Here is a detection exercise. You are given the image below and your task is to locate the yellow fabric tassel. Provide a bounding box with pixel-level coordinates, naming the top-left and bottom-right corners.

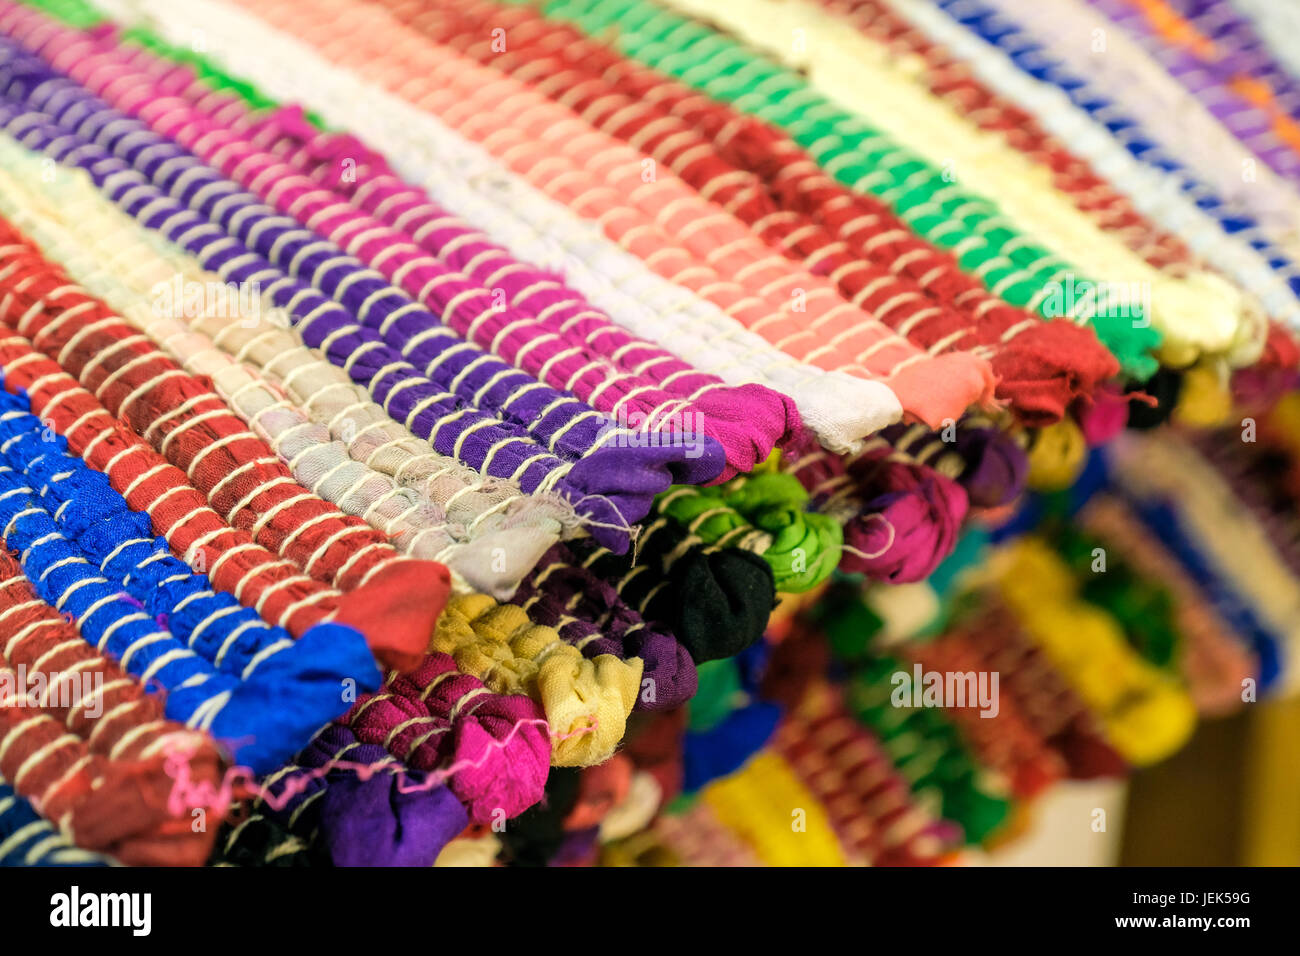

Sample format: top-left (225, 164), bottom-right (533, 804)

top-left (431, 594), bottom-right (643, 766)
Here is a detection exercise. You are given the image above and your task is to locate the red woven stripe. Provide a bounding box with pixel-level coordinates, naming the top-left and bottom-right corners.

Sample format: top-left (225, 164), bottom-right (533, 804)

top-left (0, 220), bottom-right (452, 668)
top-left (815, 0), bottom-right (1196, 272)
top-left (0, 226), bottom-right (396, 593)
top-left (0, 331), bottom-right (338, 636)
top-left (0, 549), bottom-right (220, 766)
top-left (378, 0), bottom-right (1120, 424)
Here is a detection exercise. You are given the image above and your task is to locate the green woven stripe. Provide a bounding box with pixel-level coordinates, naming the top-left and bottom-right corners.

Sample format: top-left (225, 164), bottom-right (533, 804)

top-left (17, 0), bottom-right (331, 127)
top-left (16, 0), bottom-right (99, 29)
top-left (519, 0), bottom-right (1160, 376)
top-left (26, 0), bottom-right (1159, 374)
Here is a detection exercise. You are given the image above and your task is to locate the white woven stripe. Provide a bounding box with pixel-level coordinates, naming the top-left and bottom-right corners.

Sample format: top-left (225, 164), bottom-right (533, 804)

top-left (97, 0), bottom-right (904, 450)
top-left (988, 0), bottom-right (1300, 261)
top-left (0, 141), bottom-right (570, 598)
top-left (661, 0), bottom-right (1253, 366)
top-left (887, 0), bottom-right (1300, 336)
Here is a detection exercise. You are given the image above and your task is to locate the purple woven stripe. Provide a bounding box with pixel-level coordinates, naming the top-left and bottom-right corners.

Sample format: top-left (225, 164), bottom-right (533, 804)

top-left (97, 30), bottom-right (795, 484)
top-left (0, 46), bottom-right (707, 546)
top-left (0, 95), bottom-right (651, 543)
top-left (511, 542), bottom-right (698, 710)
top-left (1156, 0), bottom-right (1300, 116)
top-left (0, 31), bottom-right (690, 475)
top-left (1086, 0), bottom-right (1300, 183)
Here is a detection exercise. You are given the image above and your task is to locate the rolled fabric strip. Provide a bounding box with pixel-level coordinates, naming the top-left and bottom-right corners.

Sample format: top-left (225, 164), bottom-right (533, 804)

top-left (802, 450), bottom-right (969, 583)
top-left (1081, 494), bottom-right (1256, 714)
top-left (498, 0), bottom-right (1162, 377)
top-left (0, 549), bottom-right (218, 766)
top-left (908, 632), bottom-right (1066, 799)
top-left (343, 654), bottom-right (551, 822)
top-left (1126, 494), bottom-right (1283, 693)
top-left (1054, 522), bottom-right (1181, 668)
top-left (845, 653), bottom-right (1012, 842)
top-left (785, 418), bottom-right (1021, 576)
top-left (220, 0), bottom-right (998, 429)
top-left (0, 145), bottom-right (566, 597)
top-left (890, 0), bottom-right (1297, 336)
top-left (570, 516), bottom-right (776, 662)
top-left (0, 216), bottom-right (449, 670)
top-left (430, 593), bottom-right (642, 766)
top-left (25, 21), bottom-right (731, 488)
top-left (0, 420), bottom-right (285, 678)
top-left (318, 769), bottom-right (467, 868)
top-left (656, 0), bottom-right (1247, 370)
top-left (317, 0), bottom-right (1089, 426)
top-left (772, 684), bottom-right (961, 865)
top-left (0, 334), bottom-right (380, 642)
top-left (656, 472), bottom-right (844, 592)
top-left (0, 106), bottom-right (633, 553)
top-left (946, 427), bottom-right (1029, 510)
top-left (0, 675), bottom-right (218, 864)
top-left (466, 0), bottom-right (1124, 423)
top-left (118, 50), bottom-right (798, 482)
top-left (874, 420), bottom-right (1029, 509)
top-left (256, 722), bottom-right (468, 867)
top-left (511, 543), bottom-right (698, 710)
top-left (0, 395), bottom-right (386, 754)
top-left (1111, 432), bottom-right (1299, 677)
top-left (0, 548), bottom-right (227, 863)
top-left (994, 0), bottom-right (1300, 255)
top-left (909, 0), bottom-right (1300, 336)
top-left (0, 16), bottom-right (726, 529)
top-left (0, 476), bottom-right (360, 773)
top-left (0, 780), bottom-right (115, 866)
top-left (993, 538), bottom-right (1198, 766)
top-left (1188, 424), bottom-right (1300, 577)
top-left (322, 0), bottom-right (996, 428)
top-left (96, 0), bottom-right (912, 451)
top-left (254, 112), bottom-right (801, 474)
top-left (954, 599), bottom-right (1129, 779)
top-left (807, 0), bottom-right (1196, 270)
top-left (1085, 0), bottom-right (1300, 183)
top-left (376, 0), bottom-right (1021, 387)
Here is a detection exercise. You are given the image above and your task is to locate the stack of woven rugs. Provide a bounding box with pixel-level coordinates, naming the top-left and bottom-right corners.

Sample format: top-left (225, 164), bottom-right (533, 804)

top-left (0, 0), bottom-right (1296, 867)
